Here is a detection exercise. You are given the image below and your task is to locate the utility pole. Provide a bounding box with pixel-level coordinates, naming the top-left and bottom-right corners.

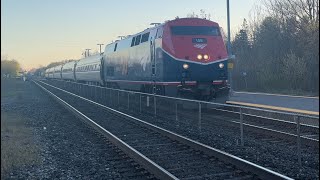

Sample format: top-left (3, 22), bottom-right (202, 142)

top-left (227, 0), bottom-right (233, 96)
top-left (85, 49), bottom-right (91, 57)
top-left (117, 36), bottom-right (126, 40)
top-left (150, 23), bottom-right (160, 27)
top-left (97, 44), bottom-right (104, 54)
top-left (227, 0), bottom-right (231, 55)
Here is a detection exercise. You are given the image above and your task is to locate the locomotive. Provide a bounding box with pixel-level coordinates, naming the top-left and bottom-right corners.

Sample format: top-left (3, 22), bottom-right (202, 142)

top-left (45, 17), bottom-right (230, 102)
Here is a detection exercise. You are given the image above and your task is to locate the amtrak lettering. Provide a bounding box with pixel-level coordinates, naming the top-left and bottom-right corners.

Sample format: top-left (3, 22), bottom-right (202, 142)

top-left (193, 44), bottom-right (207, 49)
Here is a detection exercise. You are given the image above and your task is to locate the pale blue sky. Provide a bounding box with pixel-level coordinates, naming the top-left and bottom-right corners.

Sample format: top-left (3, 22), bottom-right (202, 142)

top-left (1, 0), bottom-right (259, 70)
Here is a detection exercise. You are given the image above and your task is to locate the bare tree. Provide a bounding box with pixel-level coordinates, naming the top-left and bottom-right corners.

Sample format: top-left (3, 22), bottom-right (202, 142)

top-left (263, 0), bottom-right (319, 31)
top-left (231, 0), bottom-right (319, 94)
top-left (186, 9), bottom-right (211, 20)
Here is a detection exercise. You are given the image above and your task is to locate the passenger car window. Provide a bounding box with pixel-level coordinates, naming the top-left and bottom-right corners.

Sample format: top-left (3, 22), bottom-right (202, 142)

top-left (135, 35), bottom-right (141, 46)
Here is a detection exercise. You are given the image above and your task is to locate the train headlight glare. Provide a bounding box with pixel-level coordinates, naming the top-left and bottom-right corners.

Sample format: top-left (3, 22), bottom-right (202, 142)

top-left (183, 64), bottom-right (189, 69)
top-left (197, 54), bottom-right (203, 60)
top-left (203, 54), bottom-right (209, 60)
top-left (219, 63), bottom-right (224, 68)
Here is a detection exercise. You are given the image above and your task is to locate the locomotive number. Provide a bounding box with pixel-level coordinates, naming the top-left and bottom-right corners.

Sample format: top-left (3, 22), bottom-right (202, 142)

top-left (192, 38), bottom-right (207, 43)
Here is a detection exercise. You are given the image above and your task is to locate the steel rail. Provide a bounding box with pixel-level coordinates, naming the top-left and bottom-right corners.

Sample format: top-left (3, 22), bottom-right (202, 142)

top-left (37, 80), bottom-right (294, 180)
top-left (33, 80), bottom-right (178, 180)
top-left (210, 107), bottom-right (319, 129)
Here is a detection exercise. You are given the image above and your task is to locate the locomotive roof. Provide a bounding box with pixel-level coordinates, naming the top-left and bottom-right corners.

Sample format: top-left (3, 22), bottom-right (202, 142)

top-left (105, 23), bottom-right (163, 47)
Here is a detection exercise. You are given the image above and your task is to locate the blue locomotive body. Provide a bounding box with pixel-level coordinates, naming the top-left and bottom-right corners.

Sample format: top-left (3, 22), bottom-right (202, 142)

top-left (45, 18), bottom-right (230, 102)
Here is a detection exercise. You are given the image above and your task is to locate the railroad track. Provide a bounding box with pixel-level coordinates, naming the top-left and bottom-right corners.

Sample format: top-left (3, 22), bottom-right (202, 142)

top-left (34, 80), bottom-right (293, 180)
top-left (39, 79), bottom-right (320, 179)
top-left (116, 92), bottom-right (319, 148)
top-left (210, 105), bottom-right (318, 132)
top-left (206, 106), bottom-right (319, 146)
top-left (115, 95), bottom-right (319, 148)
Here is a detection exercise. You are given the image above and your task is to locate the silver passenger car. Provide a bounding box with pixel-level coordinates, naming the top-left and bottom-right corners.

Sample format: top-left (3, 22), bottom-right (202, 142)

top-left (53, 65), bottom-right (63, 79)
top-left (74, 54), bottom-right (102, 85)
top-left (61, 61), bottom-right (76, 81)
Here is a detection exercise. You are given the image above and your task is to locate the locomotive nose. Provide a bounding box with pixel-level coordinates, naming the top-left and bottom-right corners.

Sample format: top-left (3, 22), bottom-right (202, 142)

top-left (170, 36), bottom-right (228, 63)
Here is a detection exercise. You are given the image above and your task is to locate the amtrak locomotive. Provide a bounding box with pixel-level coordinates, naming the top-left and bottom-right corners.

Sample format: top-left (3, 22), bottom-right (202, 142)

top-left (45, 18), bottom-right (230, 102)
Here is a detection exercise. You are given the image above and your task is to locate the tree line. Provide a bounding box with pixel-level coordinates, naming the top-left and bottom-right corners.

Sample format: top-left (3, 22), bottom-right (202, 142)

top-left (1, 58), bottom-right (21, 78)
top-left (231, 0), bottom-right (319, 95)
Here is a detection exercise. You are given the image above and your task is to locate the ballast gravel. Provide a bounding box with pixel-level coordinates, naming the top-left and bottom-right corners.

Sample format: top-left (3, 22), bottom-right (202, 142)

top-left (1, 79), bottom-right (150, 179)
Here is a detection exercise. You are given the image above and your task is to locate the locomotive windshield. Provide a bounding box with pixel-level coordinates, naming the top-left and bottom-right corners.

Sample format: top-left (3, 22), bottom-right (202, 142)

top-left (171, 26), bottom-right (220, 36)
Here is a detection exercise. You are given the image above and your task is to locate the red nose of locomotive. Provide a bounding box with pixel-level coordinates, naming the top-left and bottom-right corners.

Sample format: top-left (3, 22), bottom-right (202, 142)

top-left (162, 18), bottom-right (228, 63)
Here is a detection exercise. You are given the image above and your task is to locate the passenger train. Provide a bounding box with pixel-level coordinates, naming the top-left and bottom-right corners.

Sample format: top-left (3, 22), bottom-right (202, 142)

top-left (45, 17), bottom-right (230, 102)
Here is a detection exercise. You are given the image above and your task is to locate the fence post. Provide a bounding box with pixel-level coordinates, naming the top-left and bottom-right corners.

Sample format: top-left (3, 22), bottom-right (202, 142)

top-left (109, 88), bottom-right (112, 106)
top-left (85, 84), bottom-right (87, 97)
top-left (198, 102), bottom-right (202, 132)
top-left (295, 115), bottom-right (302, 169)
top-left (95, 86), bottom-right (97, 102)
top-left (92, 85), bottom-right (94, 101)
top-left (87, 85), bottom-right (90, 99)
top-left (175, 101), bottom-right (178, 123)
top-left (83, 84), bottom-right (85, 97)
top-left (86, 84), bottom-right (89, 99)
top-left (105, 88), bottom-right (107, 106)
top-left (139, 94), bottom-right (142, 113)
top-left (118, 91), bottom-right (120, 107)
top-left (127, 92), bottom-right (130, 110)
top-left (100, 87), bottom-right (102, 104)
top-left (77, 83), bottom-right (79, 95)
top-left (89, 85), bottom-right (91, 100)
top-left (154, 94), bottom-right (157, 118)
top-left (240, 107), bottom-right (244, 146)
top-left (86, 85), bottom-right (89, 99)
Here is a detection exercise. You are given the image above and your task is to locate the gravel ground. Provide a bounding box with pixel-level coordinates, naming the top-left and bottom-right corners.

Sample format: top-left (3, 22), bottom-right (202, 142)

top-left (38, 79), bottom-right (319, 179)
top-left (42, 80), bottom-right (319, 180)
top-left (125, 103), bottom-right (319, 180)
top-left (1, 79), bottom-right (152, 179)
top-left (40, 82), bottom-right (256, 179)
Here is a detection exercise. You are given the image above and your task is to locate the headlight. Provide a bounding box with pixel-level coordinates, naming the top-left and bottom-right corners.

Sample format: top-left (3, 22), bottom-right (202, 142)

top-left (197, 54), bottom-right (203, 60)
top-left (203, 54), bottom-right (209, 60)
top-left (219, 63), bottom-right (224, 68)
top-left (183, 63), bottom-right (189, 69)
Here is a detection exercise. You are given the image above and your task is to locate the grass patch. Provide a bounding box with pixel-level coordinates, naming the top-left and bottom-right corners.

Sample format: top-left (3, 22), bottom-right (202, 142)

top-left (1, 111), bottom-right (40, 179)
top-left (1, 91), bottom-right (21, 98)
top-left (1, 79), bottom-right (24, 97)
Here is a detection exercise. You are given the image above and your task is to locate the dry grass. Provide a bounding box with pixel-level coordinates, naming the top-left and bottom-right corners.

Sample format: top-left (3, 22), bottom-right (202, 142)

top-left (1, 112), bottom-right (40, 178)
top-left (1, 79), bottom-right (41, 178)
